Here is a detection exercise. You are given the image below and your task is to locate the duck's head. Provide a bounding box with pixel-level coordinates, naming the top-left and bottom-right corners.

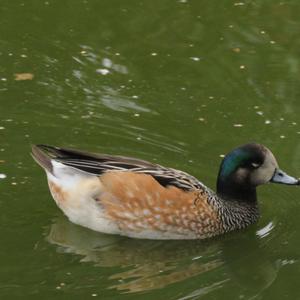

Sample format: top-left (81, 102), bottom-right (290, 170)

top-left (217, 143), bottom-right (299, 202)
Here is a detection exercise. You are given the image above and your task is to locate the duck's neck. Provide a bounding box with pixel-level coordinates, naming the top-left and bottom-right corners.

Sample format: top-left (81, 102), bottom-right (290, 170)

top-left (216, 178), bottom-right (257, 203)
top-left (215, 178), bottom-right (259, 232)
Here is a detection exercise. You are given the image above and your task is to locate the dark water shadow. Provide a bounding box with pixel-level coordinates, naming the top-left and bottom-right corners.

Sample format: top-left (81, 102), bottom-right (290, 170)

top-left (44, 215), bottom-right (298, 299)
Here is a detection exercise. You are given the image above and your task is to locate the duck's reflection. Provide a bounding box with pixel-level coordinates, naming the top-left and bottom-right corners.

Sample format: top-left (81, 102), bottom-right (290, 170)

top-left (47, 216), bottom-right (281, 296)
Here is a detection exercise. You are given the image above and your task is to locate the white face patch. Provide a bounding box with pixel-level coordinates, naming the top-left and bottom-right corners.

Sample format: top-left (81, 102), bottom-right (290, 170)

top-left (250, 149), bottom-right (278, 186)
top-left (232, 147), bottom-right (280, 187)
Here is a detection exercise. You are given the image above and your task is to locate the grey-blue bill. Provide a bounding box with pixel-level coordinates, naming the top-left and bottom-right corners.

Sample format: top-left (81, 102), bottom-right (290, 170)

top-left (271, 169), bottom-right (299, 185)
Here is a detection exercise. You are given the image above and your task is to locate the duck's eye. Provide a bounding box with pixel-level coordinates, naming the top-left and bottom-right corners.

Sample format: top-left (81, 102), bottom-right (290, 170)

top-left (251, 162), bottom-right (260, 169)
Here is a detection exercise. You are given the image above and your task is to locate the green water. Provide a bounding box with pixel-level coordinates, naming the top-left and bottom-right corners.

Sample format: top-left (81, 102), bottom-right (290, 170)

top-left (1, 0), bottom-right (300, 299)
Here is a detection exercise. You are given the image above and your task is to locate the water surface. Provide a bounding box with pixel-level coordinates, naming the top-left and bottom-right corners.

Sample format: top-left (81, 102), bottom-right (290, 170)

top-left (1, 1), bottom-right (300, 299)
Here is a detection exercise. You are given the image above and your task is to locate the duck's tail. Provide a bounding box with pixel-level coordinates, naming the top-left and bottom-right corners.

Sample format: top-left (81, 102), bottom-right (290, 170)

top-left (31, 144), bottom-right (60, 174)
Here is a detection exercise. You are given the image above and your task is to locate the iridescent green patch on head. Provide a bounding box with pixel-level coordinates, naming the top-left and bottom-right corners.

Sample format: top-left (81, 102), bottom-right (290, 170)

top-left (220, 149), bottom-right (251, 178)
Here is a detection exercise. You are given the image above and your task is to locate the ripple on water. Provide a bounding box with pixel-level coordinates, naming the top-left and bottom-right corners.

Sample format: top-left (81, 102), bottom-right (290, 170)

top-left (78, 116), bottom-right (187, 156)
top-left (101, 93), bottom-right (150, 113)
top-left (256, 221), bottom-right (275, 238)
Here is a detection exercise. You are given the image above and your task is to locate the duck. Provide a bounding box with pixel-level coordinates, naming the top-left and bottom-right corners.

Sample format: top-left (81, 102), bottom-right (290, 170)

top-left (31, 143), bottom-right (299, 240)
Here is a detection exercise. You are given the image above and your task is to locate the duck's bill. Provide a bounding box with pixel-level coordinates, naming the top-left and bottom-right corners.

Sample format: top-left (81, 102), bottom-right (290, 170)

top-left (271, 169), bottom-right (299, 185)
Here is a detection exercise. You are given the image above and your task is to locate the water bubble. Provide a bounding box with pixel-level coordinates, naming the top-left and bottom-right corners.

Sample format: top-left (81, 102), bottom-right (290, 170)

top-left (96, 68), bottom-right (110, 75)
top-left (232, 48), bottom-right (240, 53)
top-left (102, 58), bottom-right (112, 68)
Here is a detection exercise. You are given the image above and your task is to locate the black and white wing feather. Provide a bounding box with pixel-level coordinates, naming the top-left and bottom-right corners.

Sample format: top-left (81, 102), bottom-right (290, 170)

top-left (33, 145), bottom-right (205, 191)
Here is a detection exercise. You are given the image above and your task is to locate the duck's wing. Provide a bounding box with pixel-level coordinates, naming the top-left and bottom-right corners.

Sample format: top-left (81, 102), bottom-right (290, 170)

top-left (32, 144), bottom-right (204, 191)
